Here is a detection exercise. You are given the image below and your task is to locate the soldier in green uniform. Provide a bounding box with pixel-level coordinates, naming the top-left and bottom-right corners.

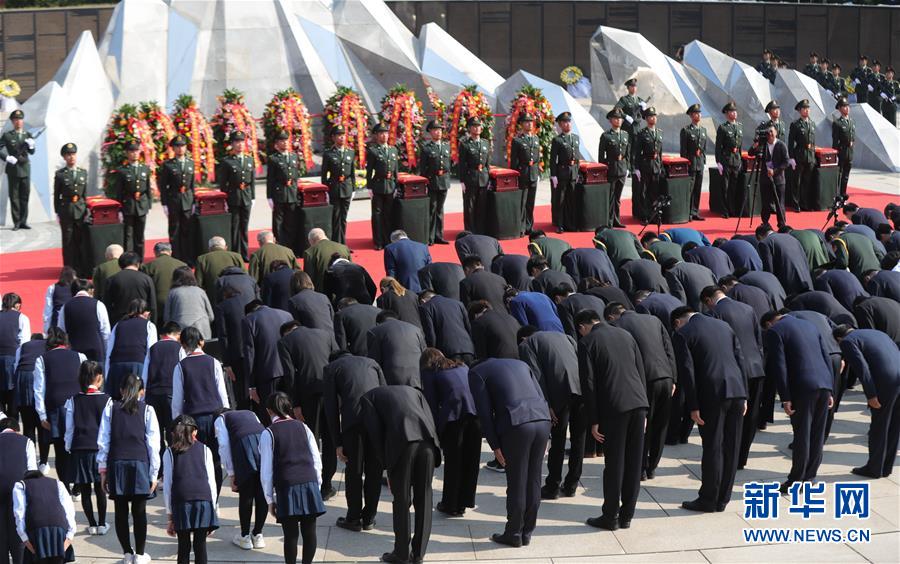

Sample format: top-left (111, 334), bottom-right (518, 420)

top-left (616, 78), bottom-right (646, 137)
top-left (756, 49), bottom-right (776, 84)
top-left (549, 111), bottom-right (579, 233)
top-left (112, 141), bottom-right (152, 259)
top-left (831, 97), bottom-right (855, 197)
top-left (0, 109), bottom-right (35, 230)
top-left (418, 120), bottom-right (451, 244)
top-left (803, 52), bottom-right (821, 82)
top-left (510, 113), bottom-right (541, 235)
top-left (868, 61), bottom-right (884, 109)
top-left (632, 107), bottom-right (664, 225)
top-left (527, 230), bottom-right (571, 271)
top-left (817, 59), bottom-right (831, 90)
top-left (879, 67), bottom-right (898, 125)
top-left (714, 102), bottom-right (743, 219)
top-left (597, 108), bottom-right (631, 228)
top-left (757, 100), bottom-right (786, 142)
top-left (53, 143), bottom-right (88, 275)
top-left (457, 117), bottom-right (490, 232)
top-left (266, 130), bottom-right (301, 251)
top-left (365, 123), bottom-right (399, 250)
top-left (321, 125), bottom-right (356, 244)
top-left (788, 99), bottom-right (816, 212)
top-left (829, 64), bottom-right (848, 100)
top-left (850, 55), bottom-right (873, 107)
top-left (157, 135), bottom-right (195, 263)
top-left (217, 131), bottom-right (256, 261)
top-left (679, 104), bottom-right (707, 221)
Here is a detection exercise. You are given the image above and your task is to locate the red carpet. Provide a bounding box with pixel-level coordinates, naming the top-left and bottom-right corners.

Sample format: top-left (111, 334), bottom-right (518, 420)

top-left (1, 186), bottom-right (894, 325)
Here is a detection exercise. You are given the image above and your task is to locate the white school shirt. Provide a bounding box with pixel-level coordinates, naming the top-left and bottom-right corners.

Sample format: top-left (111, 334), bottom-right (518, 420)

top-left (162, 444), bottom-right (219, 515)
top-left (63, 388), bottom-right (106, 452)
top-left (259, 417), bottom-right (322, 505)
top-left (96, 398), bottom-right (161, 478)
top-left (0, 428), bottom-right (37, 471)
top-left (213, 411), bottom-right (263, 479)
top-left (140, 336), bottom-right (186, 390)
top-left (33, 348), bottom-right (87, 421)
top-left (171, 349), bottom-right (229, 419)
top-left (13, 479), bottom-right (76, 542)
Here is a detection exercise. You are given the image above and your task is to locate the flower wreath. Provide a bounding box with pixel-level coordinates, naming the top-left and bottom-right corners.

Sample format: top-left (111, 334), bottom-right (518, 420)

top-left (262, 88), bottom-right (314, 174)
top-left (380, 84), bottom-right (425, 170)
top-left (504, 85), bottom-right (554, 171)
top-left (172, 94), bottom-right (216, 183)
top-left (448, 85), bottom-right (494, 164)
top-left (210, 88), bottom-right (262, 173)
top-left (323, 85), bottom-right (370, 168)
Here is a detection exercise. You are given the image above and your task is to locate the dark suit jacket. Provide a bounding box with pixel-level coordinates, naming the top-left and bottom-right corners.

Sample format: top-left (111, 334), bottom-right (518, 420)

top-left (324, 260), bottom-right (376, 306)
top-left (376, 290), bottom-right (422, 329)
top-left (672, 314), bottom-right (748, 413)
top-left (518, 331), bottom-right (580, 413)
top-left (584, 285), bottom-right (634, 309)
top-left (141, 254), bottom-right (187, 324)
top-left (739, 270), bottom-right (787, 311)
top-left (213, 295), bottom-right (245, 367)
top-left (726, 283), bottom-right (772, 322)
top-left (787, 310), bottom-right (842, 381)
top-left (839, 330), bottom-right (900, 400)
top-left (508, 292), bottom-right (564, 333)
top-left (104, 268), bottom-right (157, 323)
top-left (195, 250), bottom-right (245, 304)
top-left (851, 207), bottom-right (890, 232)
top-left (324, 354), bottom-right (387, 445)
top-left (763, 315), bottom-right (834, 402)
top-left (813, 270), bottom-right (870, 311)
top-left (242, 306), bottom-right (293, 389)
top-left (719, 239), bottom-right (763, 272)
top-left (261, 266), bottom-right (294, 312)
top-left (278, 326), bottom-right (339, 401)
top-left (853, 297), bottom-right (900, 346)
top-left (618, 259), bottom-right (669, 296)
top-left (866, 270), bottom-right (900, 303)
top-left (367, 319), bottom-right (427, 388)
top-left (459, 269), bottom-right (508, 311)
top-left (471, 310), bottom-right (520, 360)
top-left (418, 262), bottom-right (466, 300)
top-left (786, 291), bottom-right (857, 327)
top-left (491, 254), bottom-right (532, 291)
top-left (578, 322), bottom-right (649, 422)
top-left (215, 267), bottom-right (259, 306)
top-left (422, 365), bottom-right (478, 434)
top-left (560, 248), bottom-right (618, 286)
top-left (288, 289), bottom-right (335, 334)
top-left (384, 238), bottom-right (432, 293)
top-left (710, 297), bottom-right (764, 378)
top-left (557, 293), bottom-right (607, 338)
top-left (361, 385), bottom-right (441, 470)
top-left (685, 246), bottom-right (735, 280)
top-left (455, 234), bottom-right (503, 266)
top-left (468, 358), bottom-right (550, 450)
top-left (529, 268), bottom-right (577, 296)
top-left (664, 261), bottom-right (718, 311)
top-left (635, 292), bottom-right (683, 332)
top-left (611, 311), bottom-right (677, 384)
top-left (334, 303), bottom-right (381, 356)
top-left (758, 233), bottom-right (814, 295)
top-left (419, 296), bottom-right (475, 357)
top-left (750, 139), bottom-right (789, 183)
top-left (303, 239), bottom-right (351, 292)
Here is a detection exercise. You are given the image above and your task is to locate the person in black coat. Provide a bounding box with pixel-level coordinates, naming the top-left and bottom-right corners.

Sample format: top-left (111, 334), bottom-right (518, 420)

top-left (834, 326), bottom-right (900, 479)
top-left (671, 307), bottom-right (747, 512)
top-left (418, 292), bottom-right (475, 365)
top-left (755, 225), bottom-right (814, 295)
top-left (843, 203), bottom-right (889, 232)
top-left (376, 278), bottom-right (422, 329)
top-left (853, 296), bottom-right (900, 346)
top-left (617, 258), bottom-right (669, 297)
top-left (575, 310), bottom-right (649, 530)
top-left (560, 248), bottom-right (618, 287)
top-left (605, 304), bottom-right (676, 480)
top-left (287, 272), bottom-right (335, 334)
top-left (719, 275), bottom-right (772, 323)
top-left (700, 287), bottom-right (765, 469)
top-left (418, 262), bottom-right (465, 301)
top-left (103, 252), bottom-right (157, 322)
top-left (491, 254), bottom-right (532, 291)
top-left (633, 290), bottom-right (683, 333)
top-left (551, 286), bottom-right (606, 339)
top-left (468, 357), bottom-right (551, 547)
top-left (214, 266), bottom-right (259, 306)
top-left (661, 258), bottom-right (718, 311)
top-left (528, 256), bottom-right (576, 296)
top-left (213, 288), bottom-right (249, 408)
top-left (459, 255), bottom-right (509, 311)
top-left (517, 326), bottom-right (582, 499)
top-left (367, 311), bottom-right (427, 388)
top-left (864, 268), bottom-right (900, 302)
top-left (738, 269), bottom-right (788, 311)
top-left (261, 260), bottom-right (294, 312)
top-left (581, 278), bottom-right (634, 310)
top-left (683, 243), bottom-right (735, 280)
top-left (454, 231), bottom-right (503, 266)
top-left (242, 300), bottom-right (293, 420)
top-left (714, 237), bottom-right (763, 273)
top-left (333, 298), bottom-right (381, 357)
top-left (814, 269), bottom-right (869, 311)
top-left (785, 290), bottom-right (857, 327)
top-left (468, 301), bottom-right (520, 361)
top-left (360, 386), bottom-right (441, 564)
top-left (761, 312), bottom-right (834, 492)
top-left (324, 256), bottom-right (376, 306)
top-left (323, 352), bottom-right (386, 530)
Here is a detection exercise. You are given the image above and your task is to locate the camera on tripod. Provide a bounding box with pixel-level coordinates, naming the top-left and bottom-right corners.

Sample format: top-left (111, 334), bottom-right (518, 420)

top-left (829, 193), bottom-right (849, 213)
top-left (651, 194), bottom-right (672, 213)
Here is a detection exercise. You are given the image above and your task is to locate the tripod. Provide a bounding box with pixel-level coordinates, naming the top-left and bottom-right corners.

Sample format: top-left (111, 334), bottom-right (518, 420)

top-left (734, 148), bottom-right (765, 236)
top-left (822, 194), bottom-right (849, 231)
top-left (638, 195), bottom-right (671, 238)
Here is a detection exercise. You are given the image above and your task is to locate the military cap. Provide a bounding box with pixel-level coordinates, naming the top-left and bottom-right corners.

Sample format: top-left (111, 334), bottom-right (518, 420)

top-left (887, 67), bottom-right (895, 74)
top-left (624, 78), bottom-right (637, 88)
top-left (765, 100), bottom-right (780, 113)
top-left (9, 110), bottom-right (23, 120)
top-left (821, 59), bottom-right (830, 66)
top-left (795, 99), bottom-right (811, 111)
top-left (873, 60), bottom-right (881, 67)
top-left (686, 103), bottom-right (701, 115)
top-left (859, 54), bottom-right (868, 61)
top-left (721, 101), bottom-right (738, 113)
top-left (517, 113), bottom-right (534, 124)
top-left (606, 107), bottom-right (625, 120)
top-left (832, 63), bottom-right (842, 71)
top-left (331, 125), bottom-right (345, 136)
top-left (60, 143), bottom-right (77, 156)
top-left (835, 97), bottom-right (850, 109)
top-left (642, 106), bottom-right (657, 118)
top-left (466, 117), bottom-right (482, 128)
top-left (555, 111), bottom-right (572, 122)
top-left (809, 52), bottom-right (818, 58)
top-left (125, 141), bottom-right (141, 151)
top-left (230, 131), bottom-right (246, 143)
top-left (426, 120), bottom-right (443, 131)
top-left (275, 129), bottom-right (290, 141)
top-left (170, 135), bottom-right (187, 147)
top-left (372, 122), bottom-right (389, 134)
top-left (762, 48), bottom-right (772, 55)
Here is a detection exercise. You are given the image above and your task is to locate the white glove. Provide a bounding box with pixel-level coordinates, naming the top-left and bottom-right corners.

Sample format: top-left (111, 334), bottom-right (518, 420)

top-left (162, 205), bottom-right (169, 216)
top-left (5, 155), bottom-right (17, 165)
top-left (550, 176), bottom-right (558, 189)
top-left (634, 170), bottom-right (642, 182)
top-left (56, 214), bottom-right (60, 224)
top-left (716, 163), bottom-right (723, 175)
top-left (118, 212), bottom-right (124, 222)
top-left (25, 138), bottom-right (35, 150)
top-left (625, 115), bottom-right (634, 124)
top-left (267, 198), bottom-right (274, 210)
top-left (853, 79), bottom-right (860, 86)
top-left (788, 158), bottom-right (797, 170)
top-left (639, 101), bottom-right (647, 110)
top-left (868, 84), bottom-right (874, 92)
top-left (881, 92), bottom-right (890, 101)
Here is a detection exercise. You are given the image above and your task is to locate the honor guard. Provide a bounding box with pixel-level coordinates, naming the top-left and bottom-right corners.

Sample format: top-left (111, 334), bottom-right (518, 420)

top-left (616, 78), bottom-right (646, 136)
top-left (679, 104), bottom-right (707, 221)
top-left (113, 141), bottom-right (152, 259)
top-left (714, 102), bottom-right (743, 219)
top-left (831, 97), bottom-right (855, 196)
top-left (830, 64), bottom-right (849, 100)
top-left (321, 125), bottom-right (356, 245)
top-left (788, 99), bottom-right (816, 212)
top-left (757, 100), bottom-right (786, 142)
top-left (632, 107), bottom-right (664, 225)
top-left (0, 109), bottom-right (35, 230)
top-left (511, 113), bottom-right (542, 235)
top-left (217, 131), bottom-right (256, 261)
top-left (418, 120), bottom-right (451, 245)
top-left (267, 130), bottom-right (302, 252)
top-left (54, 143), bottom-right (88, 275)
top-left (157, 135), bottom-right (195, 263)
top-left (457, 117), bottom-right (491, 232)
top-left (868, 61), bottom-right (885, 109)
top-left (365, 123), bottom-right (399, 250)
top-left (850, 55), bottom-right (874, 107)
top-left (803, 52), bottom-right (822, 82)
top-left (880, 67), bottom-right (898, 125)
top-left (597, 108), bottom-right (631, 228)
top-left (548, 111), bottom-right (580, 233)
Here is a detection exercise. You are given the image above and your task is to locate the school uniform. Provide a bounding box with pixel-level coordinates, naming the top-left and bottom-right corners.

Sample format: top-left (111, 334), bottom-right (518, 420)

top-left (0, 310), bottom-right (30, 419)
top-left (34, 347), bottom-right (86, 483)
top-left (12, 476), bottom-right (75, 563)
top-left (97, 400), bottom-right (161, 499)
top-left (215, 410), bottom-right (268, 537)
top-left (13, 340), bottom-right (47, 443)
top-left (163, 442), bottom-right (219, 532)
top-left (41, 284), bottom-right (72, 334)
top-left (57, 293), bottom-right (110, 363)
top-left (0, 429), bottom-right (37, 564)
top-left (259, 417), bottom-right (325, 520)
top-left (140, 337), bottom-right (186, 473)
top-left (105, 317), bottom-right (157, 400)
top-left (63, 389), bottom-right (109, 485)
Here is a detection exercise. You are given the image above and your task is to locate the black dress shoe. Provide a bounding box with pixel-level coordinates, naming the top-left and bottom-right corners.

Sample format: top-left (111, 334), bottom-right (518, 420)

top-left (490, 533), bottom-right (522, 547)
top-left (613, 220), bottom-right (626, 228)
top-left (556, 227), bottom-right (564, 234)
top-left (436, 501), bottom-right (463, 516)
top-left (722, 213), bottom-right (730, 219)
top-left (851, 466), bottom-right (881, 479)
top-left (540, 486), bottom-right (559, 500)
top-left (20, 224), bottom-right (30, 229)
top-left (362, 518), bottom-right (376, 530)
top-left (757, 422), bottom-right (767, 431)
top-left (11, 226), bottom-right (18, 231)
top-left (716, 505), bottom-right (727, 512)
top-left (381, 552), bottom-right (407, 563)
top-left (336, 517), bottom-right (362, 532)
top-left (560, 485), bottom-right (577, 497)
top-left (778, 482), bottom-right (791, 495)
top-left (681, 499), bottom-right (716, 512)
top-left (692, 215), bottom-right (705, 221)
top-left (645, 469), bottom-right (655, 480)
top-left (618, 518), bottom-right (632, 529)
top-left (374, 245), bottom-right (383, 251)
top-left (586, 515), bottom-right (618, 531)
top-left (640, 470), bottom-right (647, 481)
top-left (522, 536), bottom-right (531, 546)
top-left (434, 238), bottom-right (449, 245)
top-left (321, 486), bottom-right (337, 501)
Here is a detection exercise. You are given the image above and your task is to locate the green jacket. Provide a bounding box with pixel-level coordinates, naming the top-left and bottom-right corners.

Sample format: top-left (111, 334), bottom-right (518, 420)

top-left (679, 123), bottom-right (707, 173)
top-left (715, 121), bottom-right (743, 169)
top-left (755, 118), bottom-right (785, 142)
top-left (789, 229), bottom-right (831, 271)
top-left (457, 137), bottom-right (490, 189)
top-left (91, 259), bottom-right (121, 302)
top-left (593, 229), bottom-right (643, 267)
top-left (831, 116), bottom-right (855, 163)
top-left (835, 233), bottom-right (883, 278)
top-left (141, 254), bottom-right (187, 323)
top-left (633, 126), bottom-right (663, 176)
top-left (157, 157), bottom-right (195, 212)
top-left (267, 151), bottom-right (301, 205)
top-left (0, 129), bottom-right (34, 178)
top-left (195, 249), bottom-right (245, 301)
top-left (112, 162), bottom-right (152, 216)
top-left (647, 240), bottom-right (684, 265)
top-left (511, 134), bottom-right (541, 183)
top-left (321, 146), bottom-right (356, 199)
top-left (53, 166), bottom-right (88, 221)
top-left (365, 143), bottom-right (399, 195)
top-left (417, 140), bottom-right (451, 191)
top-left (303, 239), bottom-right (351, 291)
top-left (615, 94), bottom-right (644, 132)
top-left (217, 153), bottom-right (256, 208)
top-left (248, 242), bottom-right (297, 283)
top-left (549, 133), bottom-right (580, 181)
top-left (527, 236), bottom-right (572, 272)
top-left (597, 129), bottom-right (631, 178)
top-left (788, 118), bottom-right (816, 165)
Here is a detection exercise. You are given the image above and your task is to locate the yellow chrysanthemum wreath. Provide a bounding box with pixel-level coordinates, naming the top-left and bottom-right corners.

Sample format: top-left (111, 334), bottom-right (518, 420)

top-left (0, 79), bottom-right (21, 98)
top-left (560, 66), bottom-right (583, 86)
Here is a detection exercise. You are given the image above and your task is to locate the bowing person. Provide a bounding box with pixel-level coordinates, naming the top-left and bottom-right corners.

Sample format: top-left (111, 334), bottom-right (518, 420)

top-left (1, 417), bottom-right (38, 564)
top-left (12, 469), bottom-right (76, 564)
top-left (367, 311), bottom-right (426, 389)
top-left (243, 300), bottom-right (293, 422)
top-left (418, 291), bottom-right (476, 366)
top-left (468, 357), bottom-right (551, 547)
top-left (105, 299), bottom-right (157, 400)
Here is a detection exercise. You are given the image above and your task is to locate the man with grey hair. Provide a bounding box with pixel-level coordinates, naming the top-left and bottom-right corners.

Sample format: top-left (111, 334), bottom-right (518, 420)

top-left (304, 227), bottom-right (351, 291)
top-left (141, 241), bottom-right (187, 324)
top-left (384, 229), bottom-right (431, 292)
top-left (248, 230), bottom-right (297, 284)
top-left (91, 243), bottom-right (124, 302)
top-left (195, 235), bottom-right (245, 303)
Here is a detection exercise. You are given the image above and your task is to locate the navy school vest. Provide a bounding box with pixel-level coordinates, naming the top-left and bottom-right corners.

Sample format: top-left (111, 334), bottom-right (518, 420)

top-left (64, 296), bottom-right (103, 361)
top-left (50, 284), bottom-right (72, 329)
top-left (15, 339), bottom-right (47, 374)
top-left (0, 310), bottom-right (20, 356)
top-left (71, 392), bottom-right (109, 451)
top-left (42, 348), bottom-right (82, 413)
top-left (109, 317), bottom-right (150, 364)
top-left (108, 401), bottom-right (149, 462)
top-left (268, 419), bottom-right (317, 489)
top-left (170, 441), bottom-right (213, 505)
top-left (23, 476), bottom-right (68, 535)
top-left (145, 339), bottom-right (181, 396)
top-left (179, 354), bottom-right (223, 416)
top-left (0, 432), bottom-right (29, 501)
